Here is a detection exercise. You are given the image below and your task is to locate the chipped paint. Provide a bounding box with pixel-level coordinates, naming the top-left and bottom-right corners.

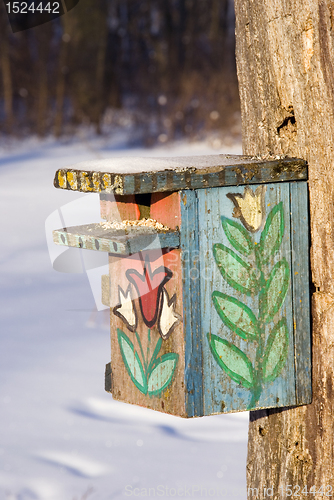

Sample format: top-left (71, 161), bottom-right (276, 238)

top-left (80, 172), bottom-right (93, 191)
top-left (113, 174), bottom-right (123, 195)
top-left (53, 156), bottom-right (307, 195)
top-left (92, 172), bottom-right (100, 191)
top-left (67, 171), bottom-right (77, 190)
top-left (58, 170), bottom-right (67, 188)
top-left (102, 173), bottom-right (112, 192)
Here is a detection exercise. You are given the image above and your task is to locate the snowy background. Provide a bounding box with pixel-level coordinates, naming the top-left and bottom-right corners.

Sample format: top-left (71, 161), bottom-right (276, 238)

top-left (0, 134), bottom-right (248, 500)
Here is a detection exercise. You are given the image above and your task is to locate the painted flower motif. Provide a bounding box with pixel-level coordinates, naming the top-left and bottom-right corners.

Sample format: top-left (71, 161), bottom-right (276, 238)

top-left (115, 254), bottom-right (181, 397)
top-left (113, 285), bottom-right (137, 332)
top-left (158, 287), bottom-right (182, 340)
top-left (227, 185), bottom-right (266, 233)
top-left (126, 257), bottom-right (172, 328)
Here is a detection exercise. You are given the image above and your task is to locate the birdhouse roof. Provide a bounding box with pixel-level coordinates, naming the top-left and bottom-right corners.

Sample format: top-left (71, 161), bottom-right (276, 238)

top-left (54, 154), bottom-right (307, 195)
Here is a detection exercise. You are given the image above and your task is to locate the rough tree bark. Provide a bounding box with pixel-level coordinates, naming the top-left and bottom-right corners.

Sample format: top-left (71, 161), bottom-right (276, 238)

top-left (233, 1), bottom-right (334, 496)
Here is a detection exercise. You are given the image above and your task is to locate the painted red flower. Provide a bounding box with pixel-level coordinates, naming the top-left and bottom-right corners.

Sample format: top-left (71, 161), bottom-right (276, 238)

top-left (126, 256), bottom-right (172, 328)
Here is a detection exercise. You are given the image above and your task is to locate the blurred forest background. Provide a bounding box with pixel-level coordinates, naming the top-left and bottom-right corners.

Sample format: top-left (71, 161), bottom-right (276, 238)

top-left (0, 0), bottom-right (240, 145)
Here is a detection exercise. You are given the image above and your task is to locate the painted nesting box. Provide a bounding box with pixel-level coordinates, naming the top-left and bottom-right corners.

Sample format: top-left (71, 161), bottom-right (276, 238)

top-left (53, 155), bottom-right (311, 417)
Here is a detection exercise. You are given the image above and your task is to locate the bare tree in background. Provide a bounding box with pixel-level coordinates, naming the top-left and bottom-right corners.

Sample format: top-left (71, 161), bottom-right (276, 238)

top-left (0, 1), bottom-right (13, 132)
top-left (0, 0), bottom-right (239, 141)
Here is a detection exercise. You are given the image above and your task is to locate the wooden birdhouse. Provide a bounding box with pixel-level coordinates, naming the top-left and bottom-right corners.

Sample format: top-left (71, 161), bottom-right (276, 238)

top-left (53, 155), bottom-right (311, 417)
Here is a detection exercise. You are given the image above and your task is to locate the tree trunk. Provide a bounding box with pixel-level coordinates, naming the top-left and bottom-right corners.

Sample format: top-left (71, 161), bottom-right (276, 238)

top-left (94, 17), bottom-right (107, 134)
top-left (0, 4), bottom-right (13, 133)
top-left (35, 25), bottom-right (51, 136)
top-left (234, 1), bottom-right (334, 496)
top-left (0, 38), bottom-right (13, 133)
top-left (54, 41), bottom-right (67, 138)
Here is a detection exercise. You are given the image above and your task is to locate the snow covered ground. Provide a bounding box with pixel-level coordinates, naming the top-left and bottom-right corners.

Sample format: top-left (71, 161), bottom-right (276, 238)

top-left (0, 134), bottom-right (249, 500)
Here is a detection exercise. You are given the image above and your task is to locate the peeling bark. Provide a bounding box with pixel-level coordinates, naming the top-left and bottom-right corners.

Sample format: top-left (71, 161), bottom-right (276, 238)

top-left (234, 0), bottom-right (334, 495)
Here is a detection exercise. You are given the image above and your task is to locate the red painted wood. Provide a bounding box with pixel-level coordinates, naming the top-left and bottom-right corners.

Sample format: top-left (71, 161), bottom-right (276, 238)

top-left (150, 192), bottom-right (181, 229)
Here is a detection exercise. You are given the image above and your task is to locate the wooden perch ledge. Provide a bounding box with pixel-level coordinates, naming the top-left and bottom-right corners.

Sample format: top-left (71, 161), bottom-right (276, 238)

top-left (53, 223), bottom-right (180, 255)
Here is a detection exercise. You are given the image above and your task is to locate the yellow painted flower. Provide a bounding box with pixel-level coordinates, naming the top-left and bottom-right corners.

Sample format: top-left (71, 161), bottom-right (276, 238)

top-left (227, 185), bottom-right (266, 232)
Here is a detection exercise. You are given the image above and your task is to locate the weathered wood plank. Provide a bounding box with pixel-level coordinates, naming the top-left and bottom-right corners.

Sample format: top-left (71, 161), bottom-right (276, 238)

top-left (198, 183), bottom-right (297, 414)
top-left (54, 155), bottom-right (307, 195)
top-left (100, 193), bottom-right (139, 221)
top-left (101, 274), bottom-right (110, 307)
top-left (290, 181), bottom-right (312, 405)
top-left (180, 190), bottom-right (204, 417)
top-left (108, 250), bottom-right (186, 416)
top-left (150, 192), bottom-right (181, 230)
top-left (53, 223), bottom-right (180, 255)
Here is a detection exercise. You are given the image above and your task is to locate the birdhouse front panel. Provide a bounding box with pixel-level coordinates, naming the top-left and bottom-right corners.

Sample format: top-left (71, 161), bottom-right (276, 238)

top-left (52, 155), bottom-right (311, 418)
top-left (107, 247), bottom-right (186, 416)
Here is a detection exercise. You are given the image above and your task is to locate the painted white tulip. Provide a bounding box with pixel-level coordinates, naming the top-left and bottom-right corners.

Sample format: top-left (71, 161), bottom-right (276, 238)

top-left (227, 185), bottom-right (266, 232)
top-left (158, 287), bottom-right (182, 340)
top-left (113, 285), bottom-right (137, 331)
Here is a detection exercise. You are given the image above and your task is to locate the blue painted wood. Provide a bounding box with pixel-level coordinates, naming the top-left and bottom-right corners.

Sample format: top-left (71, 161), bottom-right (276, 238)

top-left (138, 172), bottom-right (153, 194)
top-left (290, 181), bottom-right (312, 405)
top-left (123, 175), bottom-right (135, 195)
top-left (155, 172), bottom-right (168, 192)
top-left (197, 183), bottom-right (297, 414)
top-left (180, 190), bottom-right (204, 417)
top-left (53, 223), bottom-right (180, 255)
top-left (260, 184), bottom-right (296, 409)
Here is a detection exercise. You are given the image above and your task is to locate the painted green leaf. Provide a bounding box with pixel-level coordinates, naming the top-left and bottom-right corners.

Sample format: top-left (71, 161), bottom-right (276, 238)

top-left (257, 202), bottom-right (284, 264)
top-left (259, 259), bottom-right (290, 322)
top-left (117, 329), bottom-right (147, 394)
top-left (221, 217), bottom-right (254, 256)
top-left (262, 318), bottom-right (289, 382)
top-left (147, 353), bottom-right (179, 396)
top-left (212, 291), bottom-right (259, 340)
top-left (213, 244), bottom-right (259, 296)
top-left (147, 336), bottom-right (163, 373)
top-left (208, 333), bottom-right (254, 389)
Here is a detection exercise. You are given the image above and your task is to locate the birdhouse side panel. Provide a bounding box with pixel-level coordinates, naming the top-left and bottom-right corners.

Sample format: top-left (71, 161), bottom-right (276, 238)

top-left (198, 183), bottom-right (298, 414)
top-left (290, 181), bottom-right (312, 405)
top-left (179, 190), bottom-right (204, 417)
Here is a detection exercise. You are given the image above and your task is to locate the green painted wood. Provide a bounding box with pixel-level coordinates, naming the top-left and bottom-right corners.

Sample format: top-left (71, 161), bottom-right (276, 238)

top-left (54, 156), bottom-right (307, 195)
top-left (53, 223), bottom-right (180, 255)
top-left (180, 190), bottom-right (204, 417)
top-left (290, 181), bottom-right (312, 405)
top-left (197, 183), bottom-right (298, 414)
